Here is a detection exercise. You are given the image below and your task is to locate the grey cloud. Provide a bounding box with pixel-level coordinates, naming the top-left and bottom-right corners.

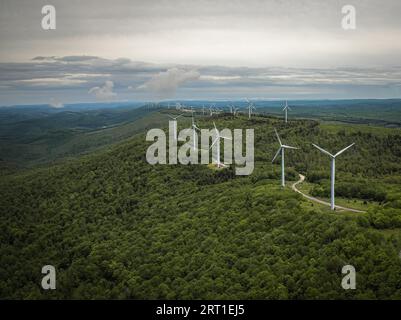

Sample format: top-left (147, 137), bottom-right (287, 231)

top-left (49, 97), bottom-right (64, 108)
top-left (2, 0), bottom-right (401, 67)
top-left (0, 55), bottom-right (401, 105)
top-left (137, 68), bottom-right (200, 99)
top-left (88, 80), bottom-right (116, 101)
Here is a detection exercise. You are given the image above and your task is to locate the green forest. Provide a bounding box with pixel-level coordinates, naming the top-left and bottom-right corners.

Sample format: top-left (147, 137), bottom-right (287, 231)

top-left (1, 109), bottom-right (401, 299)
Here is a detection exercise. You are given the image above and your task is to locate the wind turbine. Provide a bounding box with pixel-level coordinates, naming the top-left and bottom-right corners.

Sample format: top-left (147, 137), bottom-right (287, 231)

top-left (167, 114), bottom-right (183, 141)
top-left (215, 107), bottom-right (222, 114)
top-left (232, 106), bottom-right (239, 117)
top-left (210, 122), bottom-right (231, 168)
top-left (190, 114), bottom-right (201, 151)
top-left (209, 104), bottom-right (215, 116)
top-left (228, 103), bottom-right (235, 115)
top-left (272, 128), bottom-right (298, 187)
top-left (312, 143), bottom-right (355, 210)
top-left (283, 100), bottom-right (291, 123)
top-left (246, 99), bottom-right (256, 119)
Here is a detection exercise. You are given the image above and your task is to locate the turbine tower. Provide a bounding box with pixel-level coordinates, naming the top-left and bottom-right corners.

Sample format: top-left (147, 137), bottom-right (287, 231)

top-left (210, 122), bottom-right (231, 168)
top-left (272, 128), bottom-right (298, 187)
top-left (233, 106), bottom-right (239, 117)
top-left (246, 99), bottom-right (256, 119)
top-left (312, 143), bottom-right (355, 210)
top-left (190, 113), bottom-right (201, 151)
top-left (167, 114), bottom-right (183, 141)
top-left (283, 100), bottom-right (291, 123)
top-left (228, 103), bottom-right (236, 115)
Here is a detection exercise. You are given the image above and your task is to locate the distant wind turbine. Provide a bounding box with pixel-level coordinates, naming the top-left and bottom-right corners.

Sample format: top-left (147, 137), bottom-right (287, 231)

top-left (283, 100), bottom-right (291, 123)
top-left (190, 114), bottom-right (201, 151)
top-left (210, 122), bottom-right (232, 168)
top-left (312, 143), bottom-right (355, 210)
top-left (209, 104), bottom-right (215, 116)
top-left (246, 99), bottom-right (256, 119)
top-left (272, 128), bottom-right (298, 187)
top-left (228, 104), bottom-right (236, 115)
top-left (167, 114), bottom-right (183, 141)
top-left (233, 106), bottom-right (239, 116)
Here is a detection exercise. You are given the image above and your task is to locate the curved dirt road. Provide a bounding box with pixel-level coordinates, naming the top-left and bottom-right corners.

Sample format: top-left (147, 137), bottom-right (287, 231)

top-left (291, 174), bottom-right (366, 213)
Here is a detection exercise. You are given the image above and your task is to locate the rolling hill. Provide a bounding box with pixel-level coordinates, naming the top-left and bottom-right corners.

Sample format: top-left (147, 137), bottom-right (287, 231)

top-left (1, 112), bottom-right (401, 299)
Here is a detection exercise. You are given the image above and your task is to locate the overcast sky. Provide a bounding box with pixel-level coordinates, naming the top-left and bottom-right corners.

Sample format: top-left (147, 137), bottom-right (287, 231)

top-left (1, 0), bottom-right (401, 105)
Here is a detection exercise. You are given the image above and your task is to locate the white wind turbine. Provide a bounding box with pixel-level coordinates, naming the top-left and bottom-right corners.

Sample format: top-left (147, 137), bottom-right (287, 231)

top-left (246, 99), bottom-right (256, 119)
top-left (312, 143), bottom-right (355, 210)
top-left (167, 114), bottom-right (183, 141)
top-left (210, 122), bottom-right (231, 168)
top-left (228, 104), bottom-right (236, 115)
top-left (283, 100), bottom-right (291, 123)
top-left (233, 106), bottom-right (239, 117)
top-left (272, 128), bottom-right (298, 187)
top-left (209, 104), bottom-right (215, 116)
top-left (190, 112), bottom-right (201, 151)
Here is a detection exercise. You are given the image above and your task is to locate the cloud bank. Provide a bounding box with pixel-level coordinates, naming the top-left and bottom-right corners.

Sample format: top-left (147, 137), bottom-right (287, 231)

top-left (89, 80), bottom-right (116, 101)
top-left (0, 55), bottom-right (401, 105)
top-left (49, 97), bottom-right (64, 108)
top-left (137, 68), bottom-right (200, 98)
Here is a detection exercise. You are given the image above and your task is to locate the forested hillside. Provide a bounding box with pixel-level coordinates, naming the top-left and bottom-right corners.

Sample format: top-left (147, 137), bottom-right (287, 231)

top-left (1, 113), bottom-right (401, 299)
top-left (0, 106), bottom-right (168, 171)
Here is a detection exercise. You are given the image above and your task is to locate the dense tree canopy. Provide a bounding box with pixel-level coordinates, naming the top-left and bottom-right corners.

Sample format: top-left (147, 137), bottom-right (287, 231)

top-left (1, 113), bottom-right (401, 299)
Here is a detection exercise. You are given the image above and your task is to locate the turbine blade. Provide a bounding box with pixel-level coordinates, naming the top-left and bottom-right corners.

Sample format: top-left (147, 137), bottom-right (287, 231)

top-left (210, 138), bottom-right (219, 149)
top-left (312, 144), bottom-right (334, 157)
top-left (334, 143), bottom-right (355, 157)
top-left (221, 136), bottom-right (232, 140)
top-left (282, 145), bottom-right (298, 150)
top-left (175, 113), bottom-right (184, 119)
top-left (274, 128), bottom-right (282, 146)
top-left (272, 147), bottom-right (282, 163)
